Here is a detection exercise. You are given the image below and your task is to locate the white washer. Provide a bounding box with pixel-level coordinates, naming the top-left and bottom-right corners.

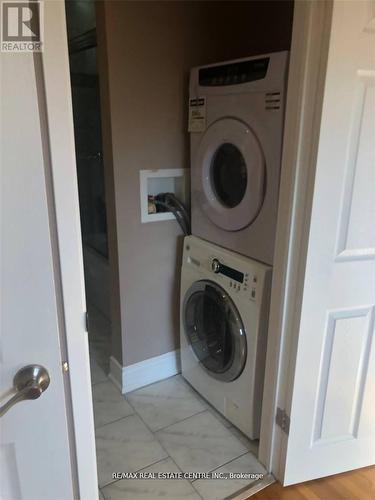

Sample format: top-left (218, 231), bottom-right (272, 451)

top-left (180, 236), bottom-right (272, 439)
top-left (190, 51), bottom-right (288, 265)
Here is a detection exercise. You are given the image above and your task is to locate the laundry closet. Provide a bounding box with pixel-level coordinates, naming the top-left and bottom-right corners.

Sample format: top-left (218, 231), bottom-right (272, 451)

top-left (96, 0), bottom-right (293, 386)
top-left (66, 1), bottom-right (294, 497)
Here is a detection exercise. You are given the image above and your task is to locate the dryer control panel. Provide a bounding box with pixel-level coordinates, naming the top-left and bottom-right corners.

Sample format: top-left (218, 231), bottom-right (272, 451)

top-left (198, 57), bottom-right (269, 86)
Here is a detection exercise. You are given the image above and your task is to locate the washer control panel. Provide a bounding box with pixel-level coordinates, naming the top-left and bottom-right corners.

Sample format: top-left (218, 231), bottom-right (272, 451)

top-left (183, 237), bottom-right (270, 304)
top-left (209, 257), bottom-right (258, 301)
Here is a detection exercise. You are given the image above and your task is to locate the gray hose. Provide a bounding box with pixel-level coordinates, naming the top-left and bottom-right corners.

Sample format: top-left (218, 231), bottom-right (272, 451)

top-left (154, 199), bottom-right (189, 235)
top-left (164, 193), bottom-right (190, 233)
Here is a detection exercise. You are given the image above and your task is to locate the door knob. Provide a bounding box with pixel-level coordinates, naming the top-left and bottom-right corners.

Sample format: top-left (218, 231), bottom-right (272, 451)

top-left (0, 365), bottom-right (50, 417)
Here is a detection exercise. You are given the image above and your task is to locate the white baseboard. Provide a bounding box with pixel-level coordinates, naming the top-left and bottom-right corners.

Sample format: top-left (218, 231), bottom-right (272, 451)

top-left (108, 356), bottom-right (124, 392)
top-left (109, 349), bottom-right (181, 394)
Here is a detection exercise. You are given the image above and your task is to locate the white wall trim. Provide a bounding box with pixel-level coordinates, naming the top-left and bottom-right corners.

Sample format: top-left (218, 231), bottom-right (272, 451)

top-left (258, 0), bottom-right (333, 482)
top-left (109, 350), bottom-right (181, 394)
top-left (108, 356), bottom-right (124, 392)
top-left (41, 3), bottom-right (98, 499)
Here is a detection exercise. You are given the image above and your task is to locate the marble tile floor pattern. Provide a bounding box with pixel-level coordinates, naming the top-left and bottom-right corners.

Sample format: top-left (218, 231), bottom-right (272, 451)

top-left (90, 364), bottom-right (265, 498)
top-left (87, 304), bottom-right (266, 499)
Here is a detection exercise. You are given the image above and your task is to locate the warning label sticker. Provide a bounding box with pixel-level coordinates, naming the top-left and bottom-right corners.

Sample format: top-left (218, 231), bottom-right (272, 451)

top-left (188, 97), bottom-right (206, 132)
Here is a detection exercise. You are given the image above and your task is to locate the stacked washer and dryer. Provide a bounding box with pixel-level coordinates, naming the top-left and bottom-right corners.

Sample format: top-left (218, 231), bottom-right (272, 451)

top-left (180, 52), bottom-right (288, 439)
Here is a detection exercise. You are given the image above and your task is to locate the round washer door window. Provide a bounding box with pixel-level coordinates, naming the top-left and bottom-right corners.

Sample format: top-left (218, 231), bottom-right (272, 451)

top-left (196, 118), bottom-right (265, 231)
top-left (183, 280), bottom-right (247, 382)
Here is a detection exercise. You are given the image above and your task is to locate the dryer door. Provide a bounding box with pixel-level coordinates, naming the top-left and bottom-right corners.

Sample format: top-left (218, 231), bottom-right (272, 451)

top-left (196, 118), bottom-right (265, 231)
top-left (183, 280), bottom-right (247, 382)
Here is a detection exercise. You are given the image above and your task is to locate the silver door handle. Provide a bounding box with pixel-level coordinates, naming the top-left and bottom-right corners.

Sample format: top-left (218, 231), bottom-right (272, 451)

top-left (0, 365), bottom-right (50, 417)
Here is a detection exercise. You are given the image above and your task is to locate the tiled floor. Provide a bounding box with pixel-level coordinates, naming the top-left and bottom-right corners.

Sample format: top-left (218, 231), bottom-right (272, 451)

top-left (88, 306), bottom-right (266, 500)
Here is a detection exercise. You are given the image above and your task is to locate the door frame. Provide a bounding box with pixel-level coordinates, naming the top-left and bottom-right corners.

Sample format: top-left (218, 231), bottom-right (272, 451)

top-left (258, 0), bottom-right (334, 479)
top-left (41, 2), bottom-right (98, 498)
top-left (40, 0), bottom-right (335, 495)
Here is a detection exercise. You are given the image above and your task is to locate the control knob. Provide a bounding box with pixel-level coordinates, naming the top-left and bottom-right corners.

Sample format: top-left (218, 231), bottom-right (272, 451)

top-left (211, 258), bottom-right (221, 274)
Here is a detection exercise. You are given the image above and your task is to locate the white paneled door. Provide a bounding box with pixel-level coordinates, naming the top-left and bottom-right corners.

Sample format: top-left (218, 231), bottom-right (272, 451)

top-left (0, 2), bottom-right (97, 499)
top-left (1, 52), bottom-right (75, 500)
top-left (282, 0), bottom-right (375, 485)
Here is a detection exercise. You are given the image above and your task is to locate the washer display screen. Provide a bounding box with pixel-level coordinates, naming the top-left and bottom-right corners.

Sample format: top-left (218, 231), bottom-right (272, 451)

top-left (211, 143), bottom-right (248, 209)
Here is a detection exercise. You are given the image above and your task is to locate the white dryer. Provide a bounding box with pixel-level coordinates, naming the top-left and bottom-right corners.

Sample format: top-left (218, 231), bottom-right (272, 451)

top-left (180, 236), bottom-right (272, 439)
top-left (190, 51), bottom-right (288, 265)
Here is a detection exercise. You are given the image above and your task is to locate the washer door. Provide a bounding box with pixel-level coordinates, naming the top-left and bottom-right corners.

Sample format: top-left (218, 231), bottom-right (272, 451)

top-left (183, 280), bottom-right (247, 382)
top-left (196, 118), bottom-right (265, 231)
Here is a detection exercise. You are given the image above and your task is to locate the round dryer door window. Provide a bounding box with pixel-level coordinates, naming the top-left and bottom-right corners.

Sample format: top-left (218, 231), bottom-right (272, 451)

top-left (196, 118), bottom-right (265, 231)
top-left (183, 280), bottom-right (247, 382)
top-left (212, 143), bottom-right (248, 208)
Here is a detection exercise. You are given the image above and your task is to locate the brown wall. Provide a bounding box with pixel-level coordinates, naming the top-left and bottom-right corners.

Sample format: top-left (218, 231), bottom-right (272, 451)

top-left (97, 0), bottom-right (293, 367)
